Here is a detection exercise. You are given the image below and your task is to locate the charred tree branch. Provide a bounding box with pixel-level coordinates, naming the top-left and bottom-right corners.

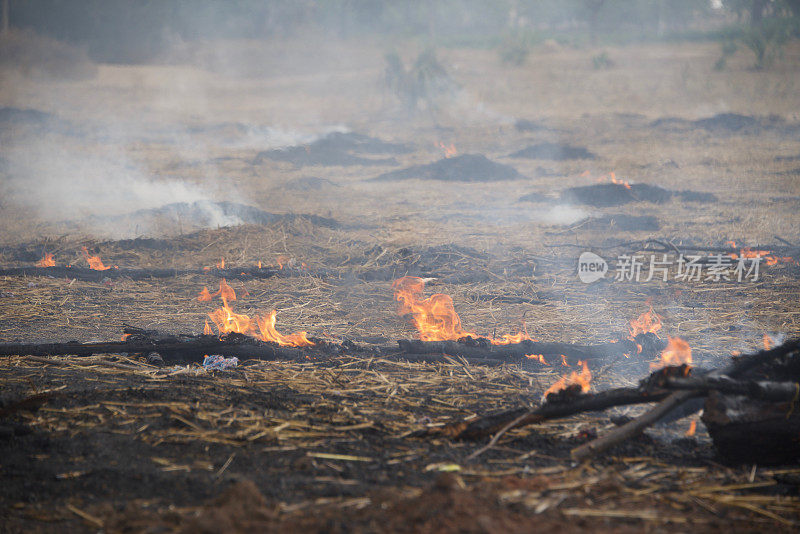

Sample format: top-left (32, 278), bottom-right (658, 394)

top-left (571, 337), bottom-right (800, 460)
top-left (663, 375), bottom-right (800, 402)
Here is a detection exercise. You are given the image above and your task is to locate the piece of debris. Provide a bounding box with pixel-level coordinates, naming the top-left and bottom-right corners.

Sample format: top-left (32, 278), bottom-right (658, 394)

top-left (202, 355), bottom-right (240, 371)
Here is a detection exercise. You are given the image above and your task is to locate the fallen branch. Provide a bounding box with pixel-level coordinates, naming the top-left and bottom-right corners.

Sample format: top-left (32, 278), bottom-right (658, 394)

top-left (663, 375), bottom-right (800, 402)
top-left (571, 337), bottom-right (800, 460)
top-left (416, 386), bottom-right (672, 440)
top-left (0, 336), bottom-right (307, 362)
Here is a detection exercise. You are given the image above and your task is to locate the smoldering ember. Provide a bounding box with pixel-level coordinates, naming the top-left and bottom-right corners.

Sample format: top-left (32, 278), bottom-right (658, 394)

top-left (2, 3), bottom-right (800, 533)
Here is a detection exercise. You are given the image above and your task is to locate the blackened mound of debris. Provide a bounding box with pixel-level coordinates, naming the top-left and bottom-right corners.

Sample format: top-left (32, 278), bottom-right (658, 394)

top-left (508, 142), bottom-right (595, 161)
top-left (554, 183), bottom-right (715, 208)
top-left (253, 132), bottom-right (409, 167)
top-left (371, 154), bottom-right (524, 182)
top-left (559, 183), bottom-right (669, 207)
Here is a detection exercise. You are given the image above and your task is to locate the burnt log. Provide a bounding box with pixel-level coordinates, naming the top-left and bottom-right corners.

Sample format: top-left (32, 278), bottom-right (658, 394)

top-left (571, 337), bottom-right (800, 461)
top-left (702, 391), bottom-right (800, 465)
top-left (0, 335), bottom-right (308, 363)
top-left (397, 335), bottom-right (664, 365)
top-left (664, 375), bottom-right (800, 402)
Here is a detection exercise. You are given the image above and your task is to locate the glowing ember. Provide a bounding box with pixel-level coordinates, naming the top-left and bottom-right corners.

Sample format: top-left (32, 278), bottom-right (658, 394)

top-left (763, 334), bottom-right (773, 350)
top-left (36, 253), bottom-right (55, 267)
top-left (436, 141), bottom-right (457, 158)
top-left (544, 360), bottom-right (592, 398)
top-left (198, 279), bottom-right (236, 302)
top-left (650, 336), bottom-right (692, 370)
top-left (392, 276), bottom-right (530, 344)
top-left (726, 241), bottom-right (793, 266)
top-left (491, 328), bottom-right (535, 345)
top-left (82, 247), bottom-right (111, 271)
top-left (628, 303), bottom-right (663, 338)
top-left (685, 419), bottom-right (697, 437)
top-left (121, 333), bottom-right (130, 341)
top-left (205, 296), bottom-right (314, 347)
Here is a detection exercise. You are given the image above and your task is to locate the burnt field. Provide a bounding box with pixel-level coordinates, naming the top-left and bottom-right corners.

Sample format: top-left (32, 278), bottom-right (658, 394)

top-left (2, 36), bottom-right (800, 532)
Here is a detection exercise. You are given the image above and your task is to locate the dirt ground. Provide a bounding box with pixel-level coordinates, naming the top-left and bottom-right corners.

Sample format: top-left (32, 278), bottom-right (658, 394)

top-left (1, 38), bottom-right (800, 532)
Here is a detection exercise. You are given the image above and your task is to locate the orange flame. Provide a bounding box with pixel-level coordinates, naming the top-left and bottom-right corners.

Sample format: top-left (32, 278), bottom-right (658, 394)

top-left (216, 258), bottom-right (225, 269)
top-left (257, 260), bottom-right (262, 269)
top-left (628, 303), bottom-right (663, 338)
top-left (726, 241), bottom-right (792, 266)
top-left (526, 354), bottom-right (547, 364)
top-left (82, 247), bottom-right (111, 271)
top-left (36, 253), bottom-right (55, 267)
top-left (544, 360), bottom-right (592, 398)
top-left (685, 419), bottom-right (697, 437)
top-left (392, 276), bottom-right (531, 344)
top-left (763, 334), bottom-right (773, 350)
top-left (436, 141), bottom-right (457, 158)
top-left (393, 277), bottom-right (478, 341)
top-left (205, 296), bottom-right (314, 347)
top-left (276, 255), bottom-right (290, 269)
top-left (198, 279), bottom-right (236, 302)
top-left (594, 171), bottom-right (631, 189)
top-left (203, 320), bottom-right (213, 335)
top-left (650, 336), bottom-right (692, 370)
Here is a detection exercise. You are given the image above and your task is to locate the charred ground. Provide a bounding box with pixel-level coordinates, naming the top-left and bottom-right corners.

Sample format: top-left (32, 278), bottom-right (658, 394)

top-left (1, 39), bottom-right (800, 532)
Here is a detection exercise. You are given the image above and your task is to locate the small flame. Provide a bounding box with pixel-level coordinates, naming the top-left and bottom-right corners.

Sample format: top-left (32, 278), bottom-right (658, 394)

top-left (276, 255), bottom-right (290, 269)
top-left (436, 141), bottom-right (457, 158)
top-left (763, 334), bottom-right (773, 350)
top-left (392, 276), bottom-right (531, 344)
top-left (526, 354), bottom-right (547, 364)
top-left (560, 354), bottom-right (569, 367)
top-left (121, 333), bottom-right (130, 342)
top-left (544, 360), bottom-right (592, 398)
top-left (216, 258), bottom-right (225, 269)
top-left (629, 302), bottom-right (663, 338)
top-left (393, 276), bottom-right (478, 341)
top-left (685, 419), bottom-right (697, 437)
top-left (198, 279), bottom-right (236, 302)
top-left (82, 247), bottom-right (111, 271)
top-left (205, 296), bottom-right (314, 347)
top-left (726, 241), bottom-right (793, 266)
top-left (203, 320), bottom-right (213, 335)
top-left (650, 336), bottom-right (692, 370)
top-left (257, 260), bottom-right (262, 269)
top-left (594, 171), bottom-right (631, 189)
top-left (36, 253), bottom-right (55, 267)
